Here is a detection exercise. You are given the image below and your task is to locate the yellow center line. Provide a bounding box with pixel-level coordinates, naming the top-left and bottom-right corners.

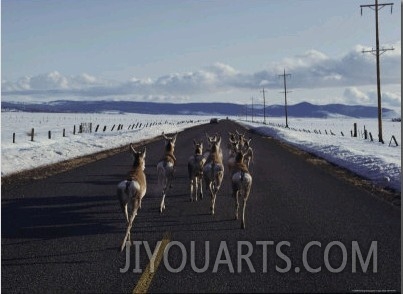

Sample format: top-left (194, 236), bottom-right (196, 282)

top-left (132, 231), bottom-right (171, 294)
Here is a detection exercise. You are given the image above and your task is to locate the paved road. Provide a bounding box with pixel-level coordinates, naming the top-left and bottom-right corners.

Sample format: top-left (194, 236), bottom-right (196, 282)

top-left (2, 120), bottom-right (400, 293)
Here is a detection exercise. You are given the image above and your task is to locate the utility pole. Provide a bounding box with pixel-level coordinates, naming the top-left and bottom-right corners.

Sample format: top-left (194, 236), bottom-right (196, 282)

top-left (261, 87), bottom-right (267, 124)
top-left (360, 0), bottom-right (394, 144)
top-left (251, 96), bottom-right (254, 122)
top-left (279, 69), bottom-right (291, 128)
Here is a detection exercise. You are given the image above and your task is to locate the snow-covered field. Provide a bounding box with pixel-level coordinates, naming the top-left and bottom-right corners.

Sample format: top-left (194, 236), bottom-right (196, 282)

top-left (241, 117), bottom-right (401, 192)
top-left (1, 112), bottom-right (211, 176)
top-left (1, 112), bottom-right (401, 192)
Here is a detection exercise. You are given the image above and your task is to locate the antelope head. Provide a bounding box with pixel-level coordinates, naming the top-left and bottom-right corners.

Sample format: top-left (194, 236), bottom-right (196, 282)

top-left (129, 144), bottom-right (147, 170)
top-left (228, 131), bottom-right (237, 143)
top-left (162, 132), bottom-right (177, 153)
top-left (193, 140), bottom-right (203, 155)
top-left (206, 132), bottom-right (221, 144)
top-left (210, 136), bottom-right (222, 154)
top-left (238, 133), bottom-right (246, 148)
top-left (244, 138), bottom-right (252, 149)
top-left (228, 140), bottom-right (240, 157)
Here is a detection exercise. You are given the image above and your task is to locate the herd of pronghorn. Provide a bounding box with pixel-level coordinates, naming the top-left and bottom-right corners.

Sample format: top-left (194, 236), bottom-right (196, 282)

top-left (116, 130), bottom-right (254, 251)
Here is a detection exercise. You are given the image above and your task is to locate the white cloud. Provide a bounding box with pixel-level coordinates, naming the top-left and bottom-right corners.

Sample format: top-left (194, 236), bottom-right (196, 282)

top-left (207, 62), bottom-right (239, 76)
top-left (342, 87), bottom-right (401, 110)
top-left (281, 49), bottom-right (330, 70)
top-left (29, 71), bottom-right (69, 90)
top-left (71, 73), bottom-right (98, 85)
top-left (343, 87), bottom-right (371, 104)
top-left (374, 91), bottom-right (401, 108)
top-left (2, 43), bottom-right (400, 104)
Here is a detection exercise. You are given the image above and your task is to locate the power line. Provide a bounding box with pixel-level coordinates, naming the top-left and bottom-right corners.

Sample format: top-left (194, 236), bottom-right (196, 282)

top-left (360, 0), bottom-right (394, 144)
top-left (279, 69), bottom-right (292, 128)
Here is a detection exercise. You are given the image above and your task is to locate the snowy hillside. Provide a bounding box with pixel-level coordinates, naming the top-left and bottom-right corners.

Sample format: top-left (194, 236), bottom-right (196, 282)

top-left (1, 100), bottom-right (400, 119)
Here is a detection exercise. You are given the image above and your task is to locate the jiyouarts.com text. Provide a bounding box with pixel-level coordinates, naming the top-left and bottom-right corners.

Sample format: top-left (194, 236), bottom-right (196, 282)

top-left (120, 240), bottom-right (377, 274)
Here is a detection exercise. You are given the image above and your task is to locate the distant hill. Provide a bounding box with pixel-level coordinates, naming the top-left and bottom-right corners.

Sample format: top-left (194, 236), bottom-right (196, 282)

top-left (1, 100), bottom-right (399, 119)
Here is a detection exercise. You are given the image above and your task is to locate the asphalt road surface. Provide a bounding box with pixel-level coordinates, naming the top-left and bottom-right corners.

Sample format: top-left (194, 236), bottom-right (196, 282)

top-left (2, 119), bottom-right (400, 293)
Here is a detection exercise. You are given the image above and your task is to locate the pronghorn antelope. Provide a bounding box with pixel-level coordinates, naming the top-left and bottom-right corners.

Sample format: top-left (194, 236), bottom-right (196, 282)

top-left (242, 138), bottom-right (254, 169)
top-left (227, 135), bottom-right (239, 177)
top-left (117, 145), bottom-right (147, 251)
top-left (228, 131), bottom-right (238, 144)
top-left (188, 140), bottom-right (206, 202)
top-left (203, 134), bottom-right (224, 215)
top-left (228, 131), bottom-right (253, 169)
top-left (235, 129), bottom-right (251, 152)
top-left (231, 150), bottom-right (252, 229)
top-left (202, 132), bottom-right (219, 162)
top-left (157, 132), bottom-right (178, 213)
top-left (205, 132), bottom-right (223, 159)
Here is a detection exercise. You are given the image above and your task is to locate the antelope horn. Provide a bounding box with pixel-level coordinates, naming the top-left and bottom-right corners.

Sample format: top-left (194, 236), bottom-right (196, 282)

top-left (130, 144), bottom-right (137, 154)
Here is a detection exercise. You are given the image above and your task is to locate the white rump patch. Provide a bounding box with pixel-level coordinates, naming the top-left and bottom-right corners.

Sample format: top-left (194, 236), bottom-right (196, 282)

top-left (118, 180), bottom-right (140, 194)
top-left (232, 172), bottom-right (252, 185)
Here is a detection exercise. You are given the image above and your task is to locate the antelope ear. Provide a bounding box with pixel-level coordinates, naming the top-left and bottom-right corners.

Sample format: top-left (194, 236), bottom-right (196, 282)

top-left (130, 144), bottom-right (136, 154)
top-left (206, 133), bottom-right (213, 143)
top-left (141, 147), bottom-right (146, 159)
top-left (200, 142), bottom-right (203, 149)
top-left (217, 136), bottom-right (222, 145)
top-left (193, 139), bottom-right (197, 146)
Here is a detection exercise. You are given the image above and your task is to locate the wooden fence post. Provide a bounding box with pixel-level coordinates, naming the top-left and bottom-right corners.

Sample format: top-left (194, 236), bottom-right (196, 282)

top-left (31, 128), bottom-right (35, 141)
top-left (13, 133), bottom-right (15, 143)
top-left (63, 129), bottom-right (66, 137)
top-left (389, 135), bottom-right (399, 147)
top-left (73, 125), bottom-right (76, 135)
top-left (48, 130), bottom-right (51, 139)
top-left (353, 123), bottom-right (357, 137)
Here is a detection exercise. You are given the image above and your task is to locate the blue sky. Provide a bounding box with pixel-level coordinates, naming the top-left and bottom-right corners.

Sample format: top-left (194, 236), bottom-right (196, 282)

top-left (1, 0), bottom-right (401, 111)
